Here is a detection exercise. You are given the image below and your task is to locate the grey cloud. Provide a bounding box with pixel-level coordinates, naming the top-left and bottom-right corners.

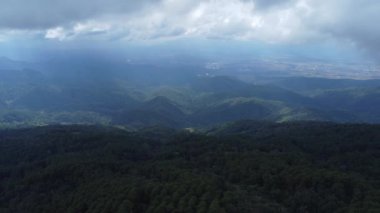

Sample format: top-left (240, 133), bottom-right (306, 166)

top-left (0, 0), bottom-right (160, 29)
top-left (244, 0), bottom-right (380, 57)
top-left (1, 0), bottom-right (380, 59)
top-left (308, 0), bottom-right (380, 58)
top-left (241, 0), bottom-right (295, 10)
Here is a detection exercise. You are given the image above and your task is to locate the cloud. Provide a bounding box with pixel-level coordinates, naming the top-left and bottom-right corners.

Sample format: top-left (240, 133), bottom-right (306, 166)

top-left (39, 0), bottom-right (308, 42)
top-left (243, 0), bottom-right (296, 10)
top-left (1, 0), bottom-right (380, 58)
top-left (307, 0), bottom-right (380, 58)
top-left (0, 0), bottom-right (158, 29)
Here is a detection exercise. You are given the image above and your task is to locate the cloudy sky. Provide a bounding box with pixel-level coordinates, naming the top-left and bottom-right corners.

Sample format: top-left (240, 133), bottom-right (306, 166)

top-left (0, 0), bottom-right (379, 62)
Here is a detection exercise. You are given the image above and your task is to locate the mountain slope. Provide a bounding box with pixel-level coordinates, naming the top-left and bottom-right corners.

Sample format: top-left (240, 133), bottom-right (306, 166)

top-left (191, 97), bottom-right (275, 125)
top-left (315, 87), bottom-right (380, 122)
top-left (114, 96), bottom-right (187, 127)
top-left (191, 76), bottom-right (317, 107)
top-left (12, 86), bottom-right (140, 112)
top-left (271, 77), bottom-right (380, 95)
top-left (0, 67), bottom-right (379, 126)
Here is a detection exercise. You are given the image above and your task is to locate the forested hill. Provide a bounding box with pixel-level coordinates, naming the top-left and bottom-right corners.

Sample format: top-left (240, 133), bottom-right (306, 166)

top-left (1, 122), bottom-right (380, 212)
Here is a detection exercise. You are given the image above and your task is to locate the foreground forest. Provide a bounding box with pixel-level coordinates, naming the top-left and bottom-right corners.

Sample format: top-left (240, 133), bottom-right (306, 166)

top-left (1, 121), bottom-right (380, 212)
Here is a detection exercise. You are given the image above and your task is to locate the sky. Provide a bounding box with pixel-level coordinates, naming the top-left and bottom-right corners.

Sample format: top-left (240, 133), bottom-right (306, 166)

top-left (0, 0), bottom-right (379, 62)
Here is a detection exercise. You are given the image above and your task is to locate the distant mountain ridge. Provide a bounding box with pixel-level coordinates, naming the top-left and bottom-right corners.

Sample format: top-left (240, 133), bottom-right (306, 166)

top-left (1, 63), bottom-right (380, 127)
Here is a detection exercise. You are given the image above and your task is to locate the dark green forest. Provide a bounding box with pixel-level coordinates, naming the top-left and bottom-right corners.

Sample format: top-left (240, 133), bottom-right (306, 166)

top-left (1, 121), bottom-right (380, 212)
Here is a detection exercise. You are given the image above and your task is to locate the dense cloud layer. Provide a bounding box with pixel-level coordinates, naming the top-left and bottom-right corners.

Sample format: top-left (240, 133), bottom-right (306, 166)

top-left (309, 0), bottom-right (380, 58)
top-left (0, 0), bottom-right (379, 57)
top-left (243, 0), bottom-right (296, 10)
top-left (0, 0), bottom-right (158, 29)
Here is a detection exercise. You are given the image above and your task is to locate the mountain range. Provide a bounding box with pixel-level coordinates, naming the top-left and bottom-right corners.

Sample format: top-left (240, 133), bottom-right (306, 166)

top-left (1, 59), bottom-right (380, 128)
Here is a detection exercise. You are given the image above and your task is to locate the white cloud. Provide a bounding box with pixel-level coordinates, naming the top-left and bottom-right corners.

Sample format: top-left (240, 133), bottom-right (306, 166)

top-left (45, 27), bottom-right (66, 41)
top-left (40, 0), bottom-right (311, 42)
